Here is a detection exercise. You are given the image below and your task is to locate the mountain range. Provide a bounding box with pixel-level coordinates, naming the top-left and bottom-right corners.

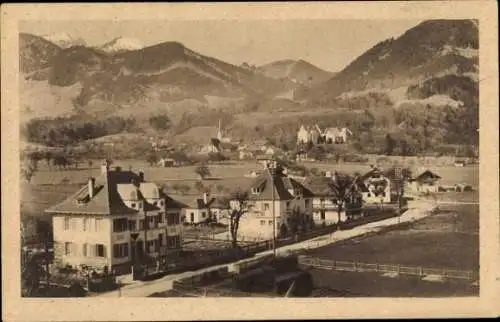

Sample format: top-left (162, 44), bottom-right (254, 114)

top-left (20, 19), bottom-right (479, 154)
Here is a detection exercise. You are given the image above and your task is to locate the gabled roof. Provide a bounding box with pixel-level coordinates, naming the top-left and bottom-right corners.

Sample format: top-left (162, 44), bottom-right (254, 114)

top-left (164, 195), bottom-right (189, 209)
top-left (45, 170), bottom-right (140, 215)
top-left (247, 168), bottom-right (314, 201)
top-left (45, 168), bottom-right (185, 215)
top-left (414, 170), bottom-right (441, 181)
top-left (302, 176), bottom-right (332, 197)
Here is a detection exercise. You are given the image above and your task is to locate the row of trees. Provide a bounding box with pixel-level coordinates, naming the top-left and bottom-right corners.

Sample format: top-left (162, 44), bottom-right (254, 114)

top-left (22, 115), bottom-right (138, 146)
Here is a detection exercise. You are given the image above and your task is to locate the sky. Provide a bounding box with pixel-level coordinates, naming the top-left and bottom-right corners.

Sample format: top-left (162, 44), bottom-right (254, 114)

top-left (20, 19), bottom-right (423, 72)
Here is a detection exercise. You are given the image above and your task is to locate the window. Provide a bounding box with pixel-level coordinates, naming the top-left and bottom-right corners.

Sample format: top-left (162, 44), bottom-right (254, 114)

top-left (95, 219), bottom-right (104, 232)
top-left (139, 220), bottom-right (145, 230)
top-left (167, 236), bottom-right (180, 248)
top-left (305, 199), bottom-right (310, 208)
top-left (64, 242), bottom-right (72, 255)
top-left (264, 203), bottom-right (270, 211)
top-left (268, 220), bottom-right (273, 226)
top-left (96, 244), bottom-right (106, 257)
top-left (131, 203), bottom-right (136, 208)
top-left (113, 243), bottom-right (129, 258)
top-left (64, 217), bottom-right (70, 230)
top-left (113, 218), bottom-right (128, 233)
top-left (138, 202), bottom-right (143, 209)
top-left (286, 202), bottom-right (291, 209)
top-left (82, 243), bottom-right (89, 257)
top-left (83, 217), bottom-right (91, 231)
top-left (260, 220), bottom-right (266, 226)
top-left (202, 212), bottom-right (206, 218)
top-left (158, 234), bottom-right (163, 247)
top-left (320, 210), bottom-right (326, 220)
top-left (147, 216), bottom-right (156, 228)
top-left (157, 214), bottom-right (163, 224)
top-left (146, 240), bottom-right (155, 253)
top-left (153, 201), bottom-right (158, 207)
top-left (70, 218), bottom-right (78, 230)
top-left (167, 213), bottom-right (180, 225)
top-left (128, 220), bottom-right (136, 231)
top-left (159, 200), bottom-right (164, 206)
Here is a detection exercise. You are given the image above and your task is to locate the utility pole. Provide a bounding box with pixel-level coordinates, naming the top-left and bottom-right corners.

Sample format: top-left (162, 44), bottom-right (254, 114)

top-left (269, 159), bottom-right (277, 292)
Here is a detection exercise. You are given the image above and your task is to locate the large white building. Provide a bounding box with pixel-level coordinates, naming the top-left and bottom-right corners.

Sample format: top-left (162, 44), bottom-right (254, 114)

top-left (231, 161), bottom-right (315, 241)
top-left (297, 124), bottom-right (352, 145)
top-left (45, 161), bottom-right (185, 272)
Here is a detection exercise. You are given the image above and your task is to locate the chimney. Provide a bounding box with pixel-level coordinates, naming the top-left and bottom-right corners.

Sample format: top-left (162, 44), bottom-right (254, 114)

top-left (88, 177), bottom-right (95, 198)
top-left (203, 192), bottom-right (209, 205)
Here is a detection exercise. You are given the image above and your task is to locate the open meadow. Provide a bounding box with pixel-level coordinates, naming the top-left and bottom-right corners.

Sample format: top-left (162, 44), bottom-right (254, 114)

top-left (304, 201), bottom-right (479, 271)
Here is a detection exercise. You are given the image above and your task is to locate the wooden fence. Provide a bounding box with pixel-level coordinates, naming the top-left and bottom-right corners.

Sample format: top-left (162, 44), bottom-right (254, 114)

top-left (298, 256), bottom-right (476, 281)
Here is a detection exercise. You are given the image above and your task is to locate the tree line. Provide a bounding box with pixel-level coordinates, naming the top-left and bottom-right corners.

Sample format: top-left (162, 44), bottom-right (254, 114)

top-left (22, 116), bottom-right (138, 146)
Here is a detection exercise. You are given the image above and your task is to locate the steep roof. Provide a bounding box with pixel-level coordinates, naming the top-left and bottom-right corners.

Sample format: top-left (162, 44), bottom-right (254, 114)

top-left (414, 170), bottom-right (441, 182)
top-left (247, 168), bottom-right (314, 201)
top-left (45, 169), bottom-right (140, 215)
top-left (302, 176), bottom-right (332, 197)
top-left (45, 168), bottom-right (185, 215)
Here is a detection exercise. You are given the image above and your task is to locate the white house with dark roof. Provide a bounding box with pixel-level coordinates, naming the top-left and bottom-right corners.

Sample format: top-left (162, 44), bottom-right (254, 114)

top-left (183, 193), bottom-right (230, 225)
top-left (45, 161), bottom-right (186, 272)
top-left (232, 161), bottom-right (314, 241)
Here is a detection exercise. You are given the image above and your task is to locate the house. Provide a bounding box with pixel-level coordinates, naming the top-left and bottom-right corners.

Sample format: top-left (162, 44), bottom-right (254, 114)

top-left (200, 138), bottom-right (221, 154)
top-left (324, 127), bottom-right (352, 144)
top-left (303, 175), bottom-right (364, 226)
top-left (158, 158), bottom-right (175, 167)
top-left (297, 125), bottom-right (320, 145)
top-left (407, 170), bottom-right (441, 193)
top-left (231, 160), bottom-right (315, 241)
top-left (45, 161), bottom-right (184, 272)
top-left (183, 193), bottom-right (230, 225)
top-left (360, 167), bottom-right (392, 204)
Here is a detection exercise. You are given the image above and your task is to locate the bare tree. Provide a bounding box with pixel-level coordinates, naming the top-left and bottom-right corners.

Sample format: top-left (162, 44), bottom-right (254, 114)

top-left (194, 163), bottom-right (211, 180)
top-left (226, 189), bottom-right (251, 248)
top-left (328, 172), bottom-right (358, 223)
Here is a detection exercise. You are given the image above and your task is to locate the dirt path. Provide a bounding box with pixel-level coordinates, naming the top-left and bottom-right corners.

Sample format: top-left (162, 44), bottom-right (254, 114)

top-left (96, 199), bottom-right (438, 297)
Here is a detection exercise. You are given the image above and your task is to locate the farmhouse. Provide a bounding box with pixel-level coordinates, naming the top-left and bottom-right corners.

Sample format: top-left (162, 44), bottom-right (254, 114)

top-left (407, 169), bottom-right (442, 193)
top-left (45, 161), bottom-right (184, 272)
top-left (360, 167), bottom-right (392, 204)
top-left (183, 193), bottom-right (230, 225)
top-left (231, 160), bottom-right (314, 241)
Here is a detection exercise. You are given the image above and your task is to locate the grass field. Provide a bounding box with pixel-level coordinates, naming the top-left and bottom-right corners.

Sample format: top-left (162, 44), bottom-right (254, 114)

top-left (304, 202), bottom-right (479, 271)
top-left (308, 270), bottom-right (478, 297)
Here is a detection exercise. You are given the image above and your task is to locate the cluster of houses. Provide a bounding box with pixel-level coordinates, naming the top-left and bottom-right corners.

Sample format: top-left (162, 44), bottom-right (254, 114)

top-left (44, 159), bottom-right (443, 273)
top-left (297, 124), bottom-right (353, 145)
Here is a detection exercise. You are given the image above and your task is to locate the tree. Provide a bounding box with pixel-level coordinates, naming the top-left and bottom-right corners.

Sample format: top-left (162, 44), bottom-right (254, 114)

top-left (53, 155), bottom-right (70, 170)
top-left (43, 151), bottom-right (53, 169)
top-left (194, 163), bottom-right (211, 180)
top-left (21, 162), bottom-right (36, 183)
top-left (149, 113), bottom-right (172, 131)
top-left (226, 189), bottom-right (251, 248)
top-left (146, 153), bottom-right (158, 167)
top-left (385, 134), bottom-right (396, 156)
top-left (215, 184), bottom-right (226, 194)
top-left (329, 172), bottom-right (357, 223)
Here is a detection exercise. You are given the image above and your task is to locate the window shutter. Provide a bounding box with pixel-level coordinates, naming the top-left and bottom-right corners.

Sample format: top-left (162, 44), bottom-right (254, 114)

top-left (102, 245), bottom-right (107, 257)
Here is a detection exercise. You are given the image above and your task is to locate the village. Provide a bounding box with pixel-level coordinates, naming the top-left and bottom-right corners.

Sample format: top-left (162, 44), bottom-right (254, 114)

top-left (21, 128), bottom-right (477, 297)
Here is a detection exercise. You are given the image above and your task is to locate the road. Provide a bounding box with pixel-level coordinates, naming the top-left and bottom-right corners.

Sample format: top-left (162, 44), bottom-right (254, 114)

top-left (96, 199), bottom-right (438, 297)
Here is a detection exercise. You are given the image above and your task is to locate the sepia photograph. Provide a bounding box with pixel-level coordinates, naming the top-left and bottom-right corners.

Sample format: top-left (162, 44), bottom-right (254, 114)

top-left (2, 2), bottom-right (499, 321)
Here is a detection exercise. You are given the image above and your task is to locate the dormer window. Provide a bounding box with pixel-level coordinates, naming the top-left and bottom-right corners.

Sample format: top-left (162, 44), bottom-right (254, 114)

top-left (251, 187), bottom-right (260, 194)
top-left (159, 200), bottom-right (164, 206)
top-left (131, 203), bottom-right (136, 208)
